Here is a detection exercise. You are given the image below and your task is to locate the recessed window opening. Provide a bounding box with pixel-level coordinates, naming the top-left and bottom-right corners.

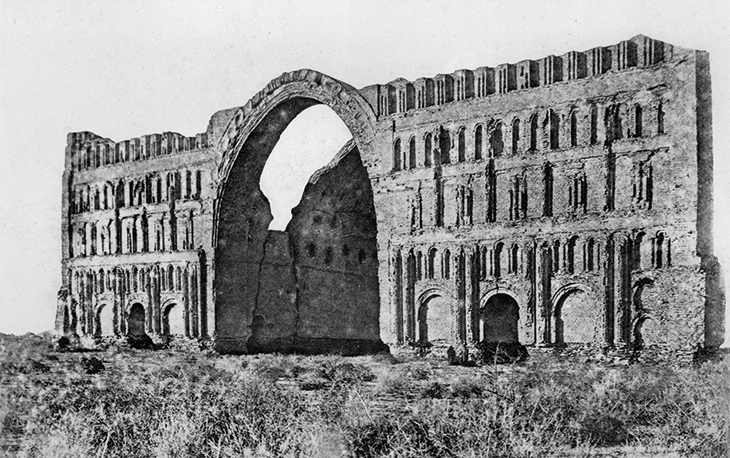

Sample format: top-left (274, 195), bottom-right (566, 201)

top-left (259, 105), bottom-right (352, 230)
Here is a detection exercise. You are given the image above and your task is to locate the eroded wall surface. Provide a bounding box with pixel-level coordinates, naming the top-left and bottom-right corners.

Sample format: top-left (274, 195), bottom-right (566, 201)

top-left (248, 142), bottom-right (384, 354)
top-left (57, 34), bottom-right (724, 358)
top-left (368, 35), bottom-right (724, 357)
top-left (57, 130), bottom-right (218, 342)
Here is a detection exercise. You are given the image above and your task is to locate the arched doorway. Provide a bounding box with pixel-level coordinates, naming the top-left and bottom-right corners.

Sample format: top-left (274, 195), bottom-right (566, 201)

top-left (416, 294), bottom-right (452, 345)
top-left (554, 288), bottom-right (594, 344)
top-left (214, 70), bottom-right (381, 354)
top-left (163, 303), bottom-right (185, 336)
top-left (482, 293), bottom-right (519, 343)
top-left (127, 303), bottom-right (146, 337)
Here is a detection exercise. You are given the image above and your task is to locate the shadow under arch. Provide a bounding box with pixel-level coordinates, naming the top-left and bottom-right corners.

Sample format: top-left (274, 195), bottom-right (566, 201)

top-left (479, 288), bottom-right (520, 309)
top-left (551, 283), bottom-right (596, 345)
top-left (213, 69), bottom-right (381, 354)
top-left (479, 289), bottom-right (520, 343)
top-left (127, 303), bottom-right (147, 337)
top-left (94, 302), bottom-right (114, 337)
top-left (161, 299), bottom-right (186, 337)
top-left (631, 278), bottom-right (655, 349)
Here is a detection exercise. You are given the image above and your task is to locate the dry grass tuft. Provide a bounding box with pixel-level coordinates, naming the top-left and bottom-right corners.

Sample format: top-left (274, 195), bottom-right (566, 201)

top-left (1, 334), bottom-right (727, 457)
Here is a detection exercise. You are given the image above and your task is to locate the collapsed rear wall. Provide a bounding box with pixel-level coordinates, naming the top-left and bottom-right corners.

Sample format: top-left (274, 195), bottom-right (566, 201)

top-left (249, 142), bottom-right (385, 354)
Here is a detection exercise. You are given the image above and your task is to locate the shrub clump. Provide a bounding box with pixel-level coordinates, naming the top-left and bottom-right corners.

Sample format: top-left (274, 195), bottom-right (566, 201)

top-left (449, 376), bottom-right (484, 399)
top-left (476, 341), bottom-right (529, 364)
top-left (319, 360), bottom-right (375, 385)
top-left (80, 357), bottom-right (105, 375)
top-left (2, 334), bottom-right (728, 458)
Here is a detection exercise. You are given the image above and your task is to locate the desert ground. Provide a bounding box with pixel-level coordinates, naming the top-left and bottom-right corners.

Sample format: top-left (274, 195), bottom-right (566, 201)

top-left (0, 334), bottom-right (727, 457)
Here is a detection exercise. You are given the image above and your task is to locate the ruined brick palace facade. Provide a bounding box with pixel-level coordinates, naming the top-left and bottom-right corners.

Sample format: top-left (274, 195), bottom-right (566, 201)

top-left (56, 35), bottom-right (724, 357)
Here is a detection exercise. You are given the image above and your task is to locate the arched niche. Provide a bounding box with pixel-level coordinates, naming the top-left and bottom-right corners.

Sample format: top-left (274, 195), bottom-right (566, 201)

top-left (631, 278), bottom-right (655, 349)
top-left (416, 289), bottom-right (453, 346)
top-left (95, 303), bottom-right (115, 337)
top-left (552, 285), bottom-right (596, 344)
top-left (162, 302), bottom-right (186, 336)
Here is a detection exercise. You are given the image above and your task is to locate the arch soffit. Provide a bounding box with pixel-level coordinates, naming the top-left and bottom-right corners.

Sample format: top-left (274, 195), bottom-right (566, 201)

top-left (632, 277), bottom-right (655, 292)
top-left (631, 314), bottom-right (652, 329)
top-left (631, 280), bottom-right (655, 327)
top-left (94, 301), bottom-right (112, 313)
top-left (551, 283), bottom-right (594, 312)
top-left (631, 277), bottom-right (655, 316)
top-left (417, 287), bottom-right (453, 305)
top-left (161, 298), bottom-right (181, 311)
top-left (216, 69), bottom-right (377, 198)
top-left (479, 288), bottom-right (520, 309)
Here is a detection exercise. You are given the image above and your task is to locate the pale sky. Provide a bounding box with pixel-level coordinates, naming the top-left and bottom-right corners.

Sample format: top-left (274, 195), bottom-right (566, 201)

top-left (1, 0), bottom-right (728, 342)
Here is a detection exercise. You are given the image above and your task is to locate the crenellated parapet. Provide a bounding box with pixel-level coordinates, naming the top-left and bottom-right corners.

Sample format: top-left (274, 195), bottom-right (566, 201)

top-left (66, 130), bottom-right (209, 172)
top-left (56, 33), bottom-right (721, 359)
top-left (373, 35), bottom-right (671, 118)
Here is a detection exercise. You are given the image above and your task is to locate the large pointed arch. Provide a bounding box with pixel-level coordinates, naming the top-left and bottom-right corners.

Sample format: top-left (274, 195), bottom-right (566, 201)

top-left (216, 69), bottom-right (377, 196)
top-left (213, 70), bottom-right (380, 353)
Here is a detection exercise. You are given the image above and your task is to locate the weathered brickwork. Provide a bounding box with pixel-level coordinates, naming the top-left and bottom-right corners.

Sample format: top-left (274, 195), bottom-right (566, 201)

top-left (56, 35), bottom-right (724, 359)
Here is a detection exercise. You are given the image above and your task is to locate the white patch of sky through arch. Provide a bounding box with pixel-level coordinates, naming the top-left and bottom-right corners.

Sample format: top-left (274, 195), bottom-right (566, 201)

top-left (259, 105), bottom-right (352, 230)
